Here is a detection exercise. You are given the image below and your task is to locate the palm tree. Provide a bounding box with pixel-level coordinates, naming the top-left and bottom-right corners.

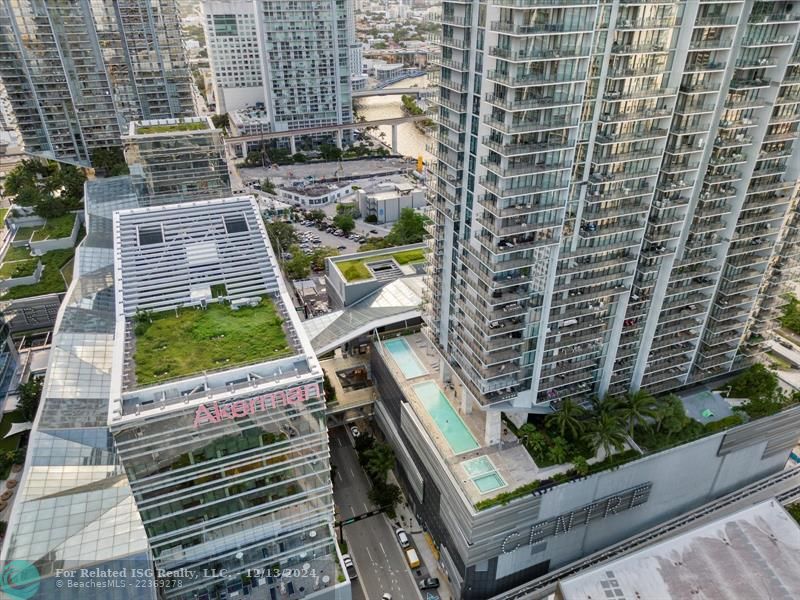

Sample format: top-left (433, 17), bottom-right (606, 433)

top-left (364, 443), bottom-right (395, 483)
top-left (587, 412), bottom-right (627, 460)
top-left (617, 390), bottom-right (657, 437)
top-left (546, 399), bottom-right (586, 440)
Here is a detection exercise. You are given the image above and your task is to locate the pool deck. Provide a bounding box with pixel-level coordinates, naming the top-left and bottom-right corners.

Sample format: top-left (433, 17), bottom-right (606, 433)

top-left (381, 332), bottom-right (548, 506)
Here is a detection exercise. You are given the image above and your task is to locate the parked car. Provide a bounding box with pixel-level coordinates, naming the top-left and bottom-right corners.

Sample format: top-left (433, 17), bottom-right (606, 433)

top-left (370, 229), bottom-right (379, 234)
top-left (381, 595), bottom-right (392, 600)
top-left (341, 554), bottom-right (357, 580)
top-left (395, 528), bottom-right (410, 548)
top-left (405, 548), bottom-right (420, 568)
top-left (419, 578), bottom-right (440, 590)
top-left (350, 426), bottom-right (360, 439)
top-left (337, 245), bottom-right (347, 250)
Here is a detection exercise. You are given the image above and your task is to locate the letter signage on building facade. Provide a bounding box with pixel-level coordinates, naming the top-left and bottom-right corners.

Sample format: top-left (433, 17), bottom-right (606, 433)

top-left (192, 382), bottom-right (321, 428)
top-left (500, 483), bottom-right (652, 553)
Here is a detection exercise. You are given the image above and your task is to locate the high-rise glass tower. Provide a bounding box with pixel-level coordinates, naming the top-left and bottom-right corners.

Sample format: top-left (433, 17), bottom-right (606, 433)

top-left (0, 0), bottom-right (194, 165)
top-left (426, 0), bottom-right (800, 414)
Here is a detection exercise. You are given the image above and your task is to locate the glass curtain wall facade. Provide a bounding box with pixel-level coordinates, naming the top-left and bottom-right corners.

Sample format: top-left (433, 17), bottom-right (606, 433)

top-left (426, 0), bottom-right (800, 412)
top-left (111, 383), bottom-right (335, 599)
top-left (0, 0), bottom-right (194, 165)
top-left (123, 116), bottom-right (231, 205)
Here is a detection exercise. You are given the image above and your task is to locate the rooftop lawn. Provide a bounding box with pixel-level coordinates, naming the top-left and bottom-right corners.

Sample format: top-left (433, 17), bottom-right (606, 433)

top-left (137, 121), bottom-right (208, 134)
top-left (336, 248), bottom-right (426, 282)
top-left (3, 245), bottom-right (33, 262)
top-left (133, 297), bottom-right (291, 386)
top-left (14, 227), bottom-right (36, 242)
top-left (0, 258), bottom-right (38, 280)
top-left (31, 213), bottom-right (76, 241)
top-left (0, 249), bottom-right (74, 300)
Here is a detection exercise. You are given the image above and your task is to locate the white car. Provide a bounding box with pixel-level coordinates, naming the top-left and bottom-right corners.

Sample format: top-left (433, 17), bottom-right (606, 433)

top-left (382, 595), bottom-right (392, 600)
top-left (341, 554), bottom-right (353, 567)
top-left (350, 426), bottom-right (360, 438)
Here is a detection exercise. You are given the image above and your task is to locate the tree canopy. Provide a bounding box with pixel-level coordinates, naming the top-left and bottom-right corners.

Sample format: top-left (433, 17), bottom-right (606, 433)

top-left (2, 159), bottom-right (86, 217)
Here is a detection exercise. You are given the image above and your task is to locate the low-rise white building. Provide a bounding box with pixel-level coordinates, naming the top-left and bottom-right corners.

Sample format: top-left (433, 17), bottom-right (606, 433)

top-left (356, 181), bottom-right (426, 223)
top-left (278, 182), bottom-right (353, 207)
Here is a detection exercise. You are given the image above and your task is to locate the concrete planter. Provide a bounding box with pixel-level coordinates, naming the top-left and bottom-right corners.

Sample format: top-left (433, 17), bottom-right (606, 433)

top-left (29, 212), bottom-right (82, 254)
top-left (0, 260), bottom-right (43, 290)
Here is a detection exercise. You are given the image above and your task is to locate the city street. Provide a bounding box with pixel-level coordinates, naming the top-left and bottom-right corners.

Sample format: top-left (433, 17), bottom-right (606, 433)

top-left (330, 427), bottom-right (422, 600)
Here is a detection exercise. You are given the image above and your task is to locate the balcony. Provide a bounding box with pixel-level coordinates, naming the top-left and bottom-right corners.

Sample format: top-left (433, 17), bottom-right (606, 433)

top-left (740, 35), bottom-right (795, 47)
top-left (596, 128), bottom-right (668, 144)
top-left (603, 87), bottom-right (677, 102)
top-left (479, 177), bottom-right (569, 198)
top-left (486, 70), bottom-right (587, 87)
top-left (483, 115), bottom-right (576, 135)
top-left (490, 21), bottom-right (594, 35)
top-left (485, 93), bottom-right (582, 111)
top-left (476, 215), bottom-right (563, 237)
top-left (616, 17), bottom-right (677, 30)
top-left (610, 42), bottom-right (669, 56)
top-left (481, 157), bottom-right (573, 178)
top-left (482, 137), bottom-right (574, 157)
top-left (599, 107), bottom-right (673, 123)
top-left (488, 46), bottom-right (590, 62)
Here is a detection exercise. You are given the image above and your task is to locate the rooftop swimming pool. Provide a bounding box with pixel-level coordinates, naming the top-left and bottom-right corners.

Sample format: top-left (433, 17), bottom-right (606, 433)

top-left (383, 338), bottom-right (428, 379)
top-left (412, 381), bottom-right (479, 455)
top-left (462, 456), bottom-right (506, 494)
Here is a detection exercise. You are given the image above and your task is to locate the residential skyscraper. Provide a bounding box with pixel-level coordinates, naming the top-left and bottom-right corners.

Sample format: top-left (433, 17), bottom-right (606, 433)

top-left (203, 0), bottom-right (264, 113)
top-left (426, 0), bottom-right (800, 416)
top-left (202, 0), bottom-right (355, 138)
top-left (0, 0), bottom-right (194, 165)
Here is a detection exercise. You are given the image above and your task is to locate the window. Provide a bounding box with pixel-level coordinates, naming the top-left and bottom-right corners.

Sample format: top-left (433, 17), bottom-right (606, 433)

top-left (138, 225), bottom-right (163, 246)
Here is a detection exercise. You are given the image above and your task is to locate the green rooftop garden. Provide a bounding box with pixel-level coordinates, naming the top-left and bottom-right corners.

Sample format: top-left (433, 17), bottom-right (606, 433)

top-left (0, 248), bottom-right (75, 300)
top-left (137, 121), bottom-right (208, 134)
top-left (0, 259), bottom-right (38, 280)
top-left (474, 364), bottom-right (798, 511)
top-left (31, 213), bottom-right (76, 241)
top-left (13, 227), bottom-right (35, 242)
top-left (3, 245), bottom-right (33, 263)
top-left (132, 297), bottom-right (291, 386)
top-left (336, 248), bottom-right (426, 282)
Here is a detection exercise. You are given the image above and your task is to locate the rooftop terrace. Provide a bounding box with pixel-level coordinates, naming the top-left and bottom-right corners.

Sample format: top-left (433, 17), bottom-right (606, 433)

top-left (131, 296), bottom-right (291, 386)
top-left (378, 332), bottom-right (565, 507)
top-left (132, 117), bottom-right (210, 135)
top-left (334, 247), bottom-right (426, 282)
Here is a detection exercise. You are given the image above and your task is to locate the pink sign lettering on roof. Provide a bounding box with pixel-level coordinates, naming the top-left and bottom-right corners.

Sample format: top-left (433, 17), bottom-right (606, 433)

top-left (193, 382), bottom-right (321, 428)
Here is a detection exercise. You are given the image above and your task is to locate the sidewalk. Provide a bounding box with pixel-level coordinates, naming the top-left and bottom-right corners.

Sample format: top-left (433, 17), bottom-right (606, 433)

top-left (387, 471), bottom-right (455, 600)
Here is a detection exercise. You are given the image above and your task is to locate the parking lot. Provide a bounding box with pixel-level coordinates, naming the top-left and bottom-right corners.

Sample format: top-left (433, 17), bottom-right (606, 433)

top-left (292, 221), bottom-right (370, 256)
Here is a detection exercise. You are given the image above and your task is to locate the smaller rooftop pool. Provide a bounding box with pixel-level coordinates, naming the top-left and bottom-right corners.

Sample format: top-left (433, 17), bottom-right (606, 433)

top-left (383, 338), bottom-right (428, 379)
top-left (462, 456), bottom-right (506, 494)
top-left (412, 381), bottom-right (479, 455)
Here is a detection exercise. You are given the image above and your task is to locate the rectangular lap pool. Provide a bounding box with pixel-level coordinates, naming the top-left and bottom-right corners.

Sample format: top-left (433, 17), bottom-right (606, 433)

top-left (412, 381), bottom-right (479, 455)
top-left (383, 338), bottom-right (428, 379)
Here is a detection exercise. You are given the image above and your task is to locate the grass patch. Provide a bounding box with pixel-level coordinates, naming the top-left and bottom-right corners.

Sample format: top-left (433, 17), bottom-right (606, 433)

top-left (767, 351), bottom-right (793, 370)
top-left (3, 245), bottom-right (32, 262)
top-left (31, 213), bottom-right (76, 241)
top-left (1, 249), bottom-right (74, 299)
top-left (13, 227), bottom-right (36, 242)
top-left (137, 121), bottom-right (207, 134)
top-left (133, 297), bottom-right (291, 386)
top-left (336, 248), bottom-right (426, 282)
top-left (0, 208), bottom-right (7, 222)
top-left (0, 259), bottom-right (38, 279)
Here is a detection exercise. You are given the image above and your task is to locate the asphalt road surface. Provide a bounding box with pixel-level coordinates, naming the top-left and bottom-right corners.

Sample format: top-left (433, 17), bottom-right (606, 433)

top-left (330, 427), bottom-right (421, 600)
top-left (292, 222), bottom-right (360, 255)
